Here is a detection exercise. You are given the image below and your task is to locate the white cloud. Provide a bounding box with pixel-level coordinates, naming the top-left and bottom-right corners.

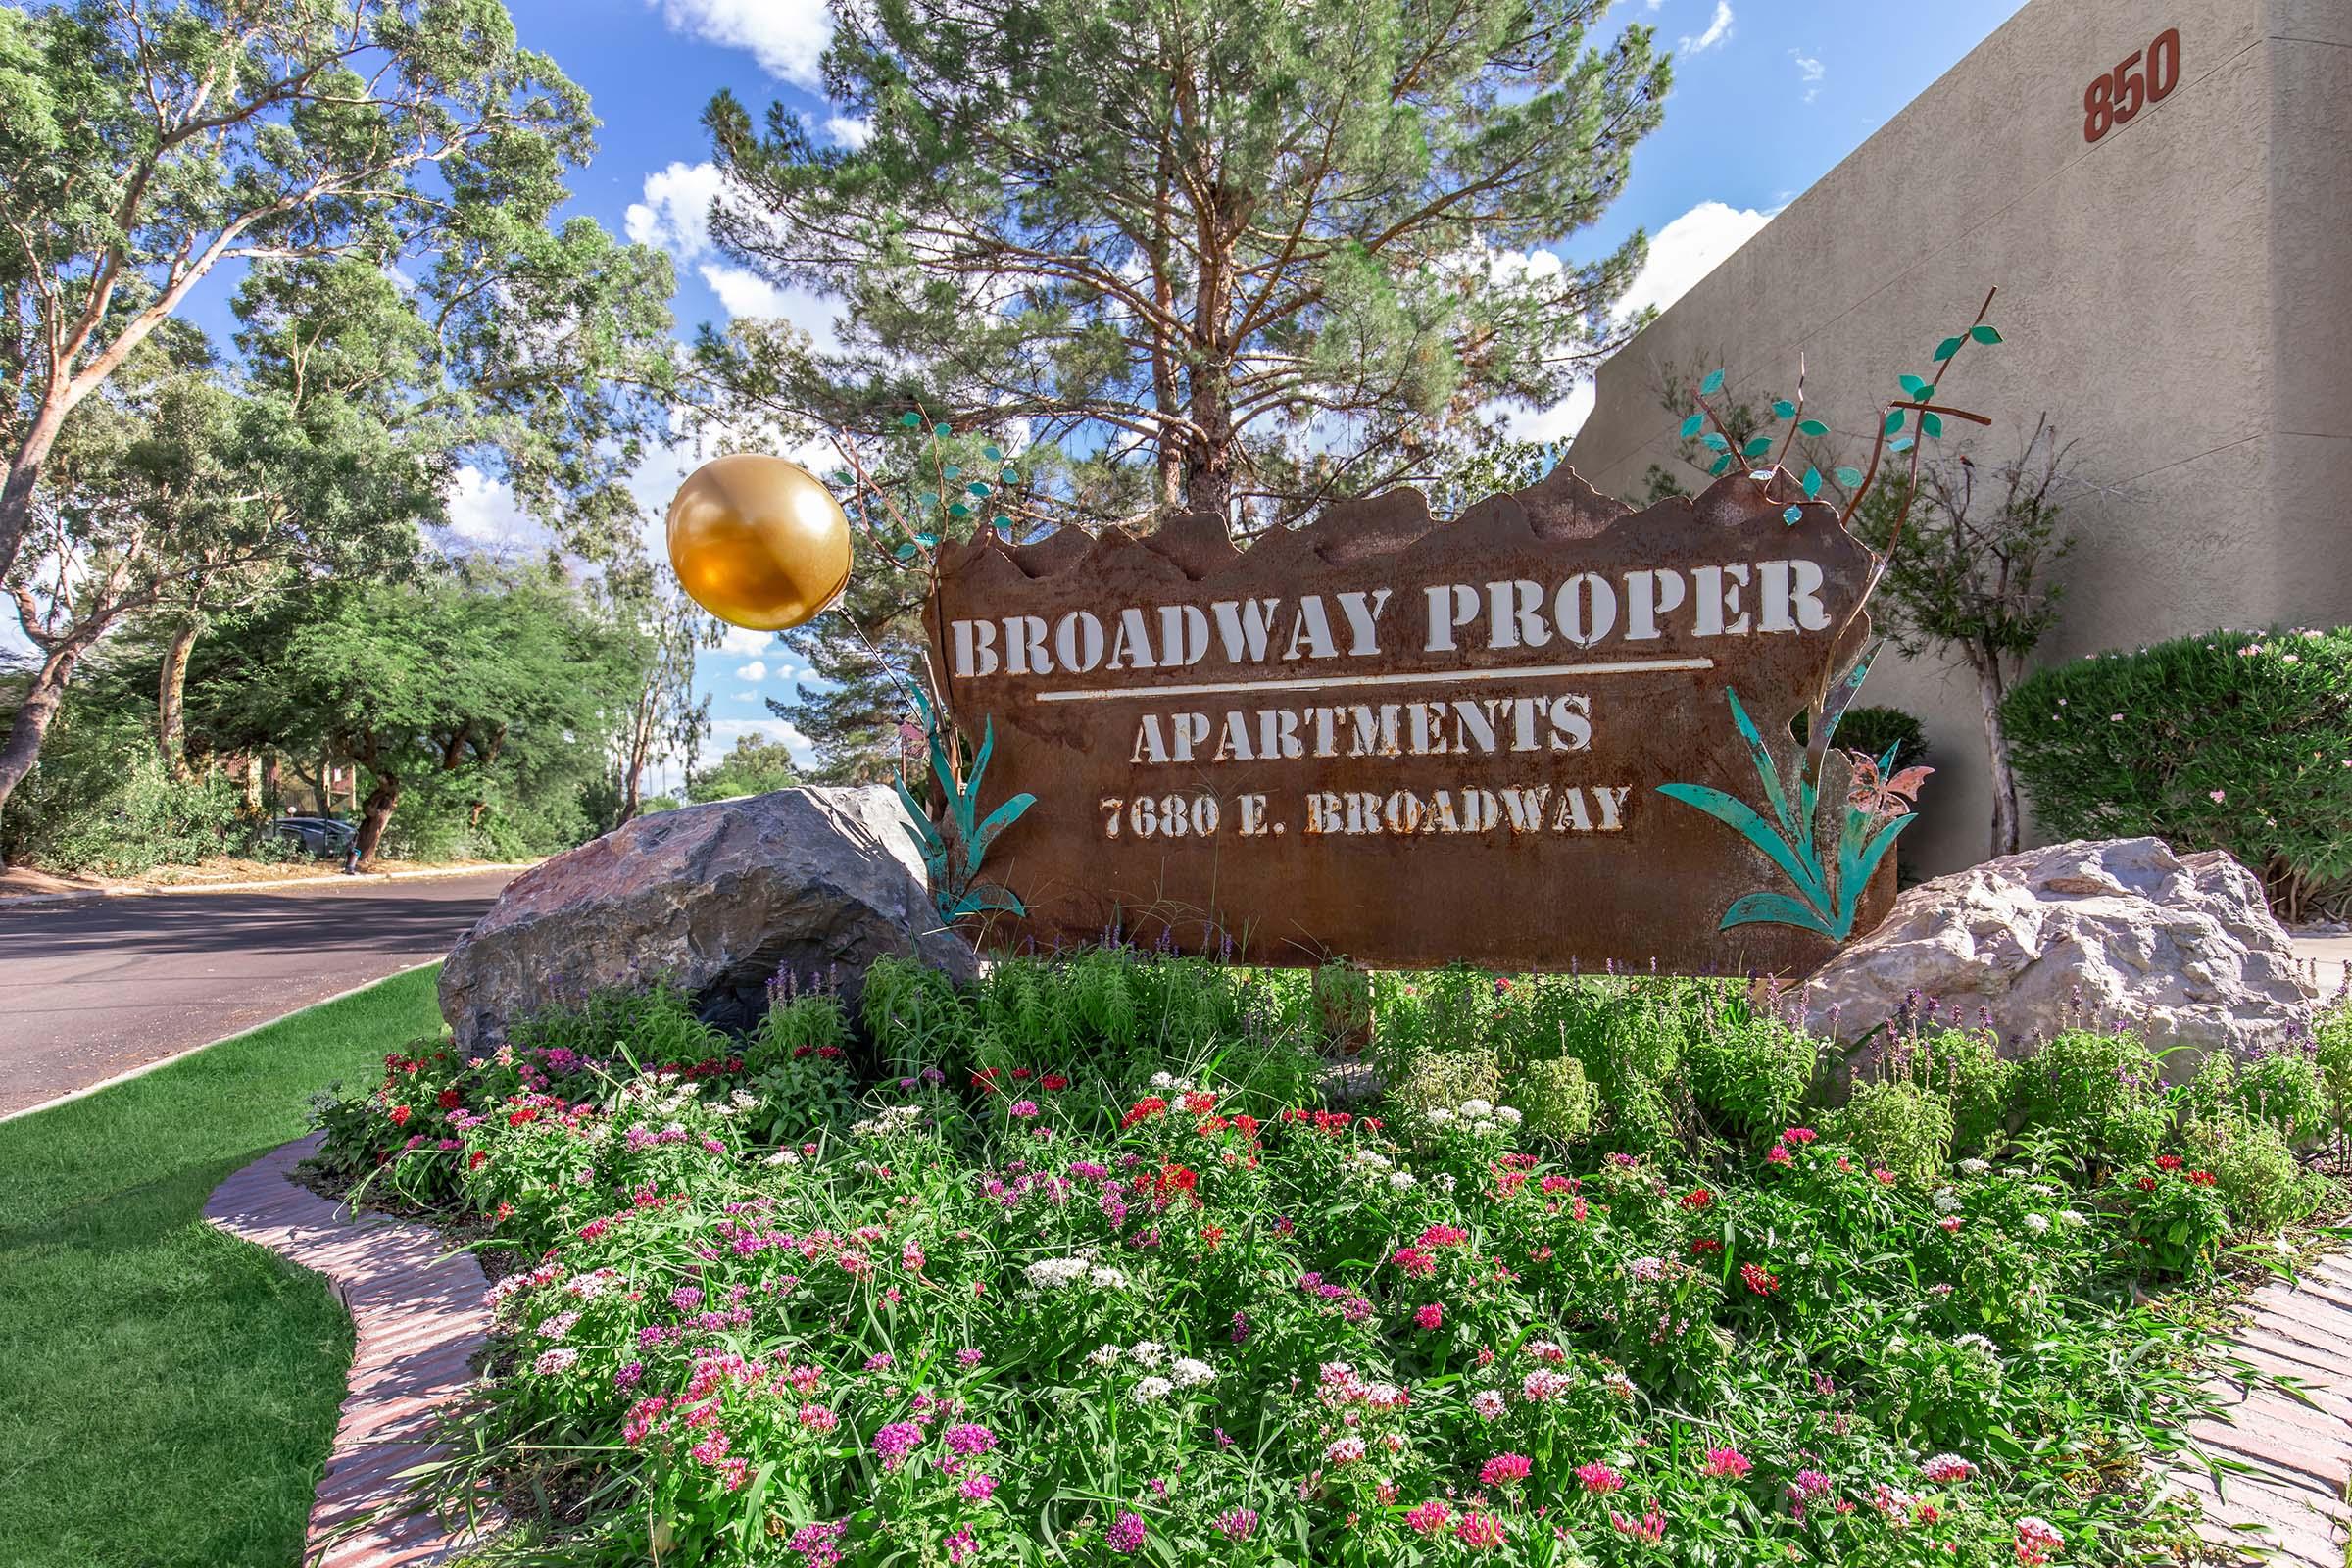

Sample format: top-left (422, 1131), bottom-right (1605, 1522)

top-left (1679, 1), bottom-right (1733, 53)
top-left (727, 689), bottom-right (759, 702)
top-left (444, 465), bottom-right (535, 545)
top-left (734, 660), bottom-right (768, 681)
top-left (714, 624), bottom-right (776, 657)
top-left (1790, 49), bottom-right (1825, 102)
top-left (1490, 199), bottom-right (1773, 440)
top-left (649, 0), bottom-right (831, 88)
top-left (1619, 200), bottom-right (1774, 319)
top-left (696, 263), bottom-right (847, 353)
top-left (625, 160), bottom-right (727, 261)
top-left (823, 114), bottom-right (874, 149)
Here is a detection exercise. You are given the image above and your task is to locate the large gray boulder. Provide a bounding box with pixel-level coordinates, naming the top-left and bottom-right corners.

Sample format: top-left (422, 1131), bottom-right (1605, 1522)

top-left (440, 785), bottom-right (975, 1048)
top-left (1801, 837), bottom-right (2314, 1060)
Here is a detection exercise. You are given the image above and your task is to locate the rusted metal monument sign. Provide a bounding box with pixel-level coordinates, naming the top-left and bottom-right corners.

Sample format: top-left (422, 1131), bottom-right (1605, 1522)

top-left (927, 467), bottom-right (1895, 972)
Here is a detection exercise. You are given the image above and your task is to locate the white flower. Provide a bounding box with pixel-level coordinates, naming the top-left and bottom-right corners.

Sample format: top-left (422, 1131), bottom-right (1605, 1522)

top-left (1150, 1071), bottom-right (1176, 1090)
top-left (1426, 1107), bottom-right (1455, 1126)
top-left (764, 1150), bottom-right (801, 1166)
top-left (1953, 1333), bottom-right (2001, 1361)
top-left (1129, 1341), bottom-right (1166, 1367)
top-left (1471, 1390), bottom-right (1508, 1420)
top-left (1170, 1357), bottom-right (1214, 1387)
top-left (1324, 1435), bottom-right (1367, 1465)
top-left (1958, 1158), bottom-right (1989, 1176)
top-left (1494, 1106), bottom-right (1522, 1127)
top-left (1388, 1171), bottom-right (1417, 1191)
top-left (1932, 1188), bottom-right (1962, 1214)
top-left (1438, 1174), bottom-right (1458, 1194)
top-left (2060, 1209), bottom-right (2086, 1227)
top-left (2024, 1213), bottom-right (2051, 1236)
top-left (1131, 1375), bottom-right (1174, 1404)
top-left (538, 1309), bottom-right (581, 1340)
top-left (1024, 1257), bottom-right (1089, 1290)
top-left (1089, 1265), bottom-right (1131, 1290)
top-left (1087, 1344), bottom-right (1123, 1367)
top-left (1458, 1098), bottom-right (1494, 1117)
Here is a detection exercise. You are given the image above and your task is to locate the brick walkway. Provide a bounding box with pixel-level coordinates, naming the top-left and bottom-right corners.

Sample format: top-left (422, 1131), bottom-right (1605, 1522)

top-left (2172, 1250), bottom-right (2352, 1564)
top-left (203, 1134), bottom-right (492, 1568)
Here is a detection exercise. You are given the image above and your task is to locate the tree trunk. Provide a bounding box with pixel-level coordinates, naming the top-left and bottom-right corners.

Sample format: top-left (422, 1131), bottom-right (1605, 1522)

top-left (0, 640), bottom-right (87, 834)
top-left (353, 771), bottom-right (402, 868)
top-left (1184, 361), bottom-right (1234, 522)
top-left (0, 396), bottom-right (71, 584)
top-left (1972, 652), bottom-right (2022, 858)
top-left (157, 616), bottom-right (203, 778)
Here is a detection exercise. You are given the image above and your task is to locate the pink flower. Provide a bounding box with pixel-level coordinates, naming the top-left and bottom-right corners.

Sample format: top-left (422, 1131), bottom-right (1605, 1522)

top-left (959, 1473), bottom-right (997, 1502)
top-left (1454, 1509), bottom-right (1507, 1550)
top-left (1471, 1390), bottom-right (1507, 1421)
top-left (1784, 1126), bottom-right (1818, 1144)
top-left (2208, 789), bottom-right (2226, 804)
top-left (1324, 1435), bottom-right (1367, 1466)
top-left (1415, 1303), bottom-right (1444, 1331)
top-left (1480, 1452), bottom-right (1532, 1487)
top-left (945, 1525), bottom-right (977, 1563)
top-left (1766, 1143), bottom-right (1792, 1165)
top-left (1577, 1462), bottom-right (1626, 1494)
top-left (1404, 1500), bottom-right (1453, 1535)
top-left (1921, 1454), bottom-right (1977, 1483)
top-left (1788, 1469), bottom-right (1833, 1500)
top-left (1939, 1215), bottom-right (1963, 1232)
top-left (1104, 1511), bottom-right (1147, 1554)
top-left (2014, 1516), bottom-right (2065, 1566)
top-left (1702, 1446), bottom-right (1752, 1479)
top-left (1214, 1508), bottom-right (1258, 1542)
top-left (871, 1421), bottom-right (924, 1469)
top-left (1873, 1167), bottom-right (1897, 1186)
top-left (1611, 1507), bottom-right (1667, 1545)
top-left (1009, 1100), bottom-right (1040, 1118)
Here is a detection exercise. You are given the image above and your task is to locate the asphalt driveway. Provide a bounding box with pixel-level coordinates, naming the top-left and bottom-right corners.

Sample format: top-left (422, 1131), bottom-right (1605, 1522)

top-left (0, 870), bottom-right (516, 1117)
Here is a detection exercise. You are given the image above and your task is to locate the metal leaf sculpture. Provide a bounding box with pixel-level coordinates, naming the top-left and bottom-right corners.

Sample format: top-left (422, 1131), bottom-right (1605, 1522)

top-left (893, 682), bottom-right (1036, 925)
top-left (1653, 294), bottom-right (2005, 940)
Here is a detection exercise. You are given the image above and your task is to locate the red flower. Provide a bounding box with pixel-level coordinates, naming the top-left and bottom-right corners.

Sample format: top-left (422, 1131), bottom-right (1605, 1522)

top-left (468, 1151), bottom-right (488, 1169)
top-left (2135, 1176), bottom-right (2157, 1192)
top-left (1120, 1096), bottom-right (1168, 1130)
top-left (436, 1089), bottom-right (462, 1111)
top-left (1680, 1188), bottom-right (1714, 1209)
top-left (2187, 1169), bottom-right (2217, 1186)
top-left (1740, 1262), bottom-right (1781, 1296)
top-left (2156, 1154), bottom-right (2183, 1170)
top-left (1690, 1238), bottom-right (1723, 1254)
top-left (1041, 1074), bottom-right (1069, 1092)
top-left (1010, 1068), bottom-right (1034, 1080)
top-left (389, 1105), bottom-right (413, 1127)
top-left (1200, 1225), bottom-right (1225, 1250)
top-left (1393, 1246), bottom-right (1437, 1279)
top-left (509, 1107), bottom-right (539, 1126)
top-left (1182, 1092), bottom-right (1217, 1115)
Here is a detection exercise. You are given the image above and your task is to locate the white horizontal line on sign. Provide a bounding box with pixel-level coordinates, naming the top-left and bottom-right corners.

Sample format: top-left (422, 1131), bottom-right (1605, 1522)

top-left (1033, 657), bottom-right (1718, 703)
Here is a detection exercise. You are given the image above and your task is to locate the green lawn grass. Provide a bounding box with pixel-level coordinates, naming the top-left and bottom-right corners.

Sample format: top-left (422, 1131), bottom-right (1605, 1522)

top-left (0, 964), bottom-right (445, 1568)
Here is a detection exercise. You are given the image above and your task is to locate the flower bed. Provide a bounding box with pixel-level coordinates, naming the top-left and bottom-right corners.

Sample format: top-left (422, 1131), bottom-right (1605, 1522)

top-left (313, 956), bottom-right (2352, 1567)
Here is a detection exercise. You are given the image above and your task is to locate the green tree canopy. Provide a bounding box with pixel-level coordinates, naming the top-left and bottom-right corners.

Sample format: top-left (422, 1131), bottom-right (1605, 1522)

top-left (699, 0), bottom-right (1667, 530)
top-left (194, 561), bottom-right (650, 864)
top-left (688, 730), bottom-right (802, 802)
top-left (0, 0), bottom-right (678, 580)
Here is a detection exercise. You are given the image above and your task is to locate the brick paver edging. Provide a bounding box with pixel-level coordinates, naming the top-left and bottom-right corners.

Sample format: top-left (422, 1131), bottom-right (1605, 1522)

top-left (203, 1133), bottom-right (492, 1568)
top-left (2171, 1249), bottom-right (2352, 1565)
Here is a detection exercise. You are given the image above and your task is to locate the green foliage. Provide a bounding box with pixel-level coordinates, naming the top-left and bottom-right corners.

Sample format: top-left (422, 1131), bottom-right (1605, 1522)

top-left (1905, 1028), bottom-right (2016, 1157)
top-left (688, 732), bottom-right (801, 802)
top-left (1684, 1014), bottom-right (1819, 1146)
top-left (1826, 1078), bottom-right (1953, 1183)
top-left (2182, 1108), bottom-right (2323, 1239)
top-left (2015, 1030), bottom-right (2168, 1169)
top-left (1793, 705), bottom-right (1928, 774)
top-left (2321, 1001), bottom-right (2352, 1143)
top-left (1516, 1054), bottom-right (1597, 1145)
top-left (2003, 626), bottom-right (2352, 921)
top-left (0, 706), bottom-right (273, 873)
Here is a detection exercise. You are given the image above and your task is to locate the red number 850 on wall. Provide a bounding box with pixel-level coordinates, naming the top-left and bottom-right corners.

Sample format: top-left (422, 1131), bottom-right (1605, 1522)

top-left (2084, 27), bottom-right (2180, 142)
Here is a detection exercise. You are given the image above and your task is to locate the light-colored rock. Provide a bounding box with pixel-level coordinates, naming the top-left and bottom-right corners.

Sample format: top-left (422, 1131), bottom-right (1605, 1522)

top-left (1801, 837), bottom-right (2315, 1059)
top-left (440, 785), bottom-right (974, 1048)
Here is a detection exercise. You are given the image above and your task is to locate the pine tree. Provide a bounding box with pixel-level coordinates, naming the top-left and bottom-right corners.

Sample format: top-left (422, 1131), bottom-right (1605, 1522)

top-left (705, 0), bottom-right (1670, 774)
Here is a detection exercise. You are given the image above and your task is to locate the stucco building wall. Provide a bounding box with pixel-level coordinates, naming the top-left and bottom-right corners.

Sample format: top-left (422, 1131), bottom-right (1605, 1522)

top-left (1563, 0), bottom-right (2352, 875)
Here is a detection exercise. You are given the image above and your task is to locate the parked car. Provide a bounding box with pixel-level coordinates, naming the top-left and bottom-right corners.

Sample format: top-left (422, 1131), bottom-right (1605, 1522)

top-left (269, 816), bottom-right (358, 858)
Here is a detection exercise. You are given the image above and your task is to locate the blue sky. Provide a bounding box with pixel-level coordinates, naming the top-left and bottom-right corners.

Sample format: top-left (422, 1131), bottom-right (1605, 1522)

top-left (29, 0), bottom-right (2032, 789)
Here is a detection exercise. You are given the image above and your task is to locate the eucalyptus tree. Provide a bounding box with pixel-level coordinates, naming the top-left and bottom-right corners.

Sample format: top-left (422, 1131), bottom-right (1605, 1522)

top-left (0, 0), bottom-right (677, 581)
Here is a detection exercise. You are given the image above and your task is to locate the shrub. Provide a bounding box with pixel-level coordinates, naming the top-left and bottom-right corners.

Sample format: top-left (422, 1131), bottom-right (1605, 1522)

top-left (1516, 1054), bottom-right (1596, 1145)
top-left (1827, 1078), bottom-right (1953, 1182)
top-left (0, 710), bottom-right (274, 874)
top-left (2003, 626), bottom-right (2352, 921)
top-left (1792, 703), bottom-right (1928, 773)
top-left (2183, 1108), bottom-right (2325, 1237)
top-left (2321, 1002), bottom-right (2352, 1144)
top-left (2229, 1051), bottom-right (2329, 1147)
top-left (1906, 1028), bottom-right (2015, 1156)
top-left (1684, 1013), bottom-right (1818, 1146)
top-left (2015, 1030), bottom-right (2167, 1169)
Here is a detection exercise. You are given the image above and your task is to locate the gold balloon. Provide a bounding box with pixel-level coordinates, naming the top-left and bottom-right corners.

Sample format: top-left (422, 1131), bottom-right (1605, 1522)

top-left (665, 453), bottom-right (854, 631)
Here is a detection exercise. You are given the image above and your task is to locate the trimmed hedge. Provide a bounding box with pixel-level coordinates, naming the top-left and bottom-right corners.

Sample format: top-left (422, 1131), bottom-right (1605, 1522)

top-left (2003, 627), bottom-right (2352, 920)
